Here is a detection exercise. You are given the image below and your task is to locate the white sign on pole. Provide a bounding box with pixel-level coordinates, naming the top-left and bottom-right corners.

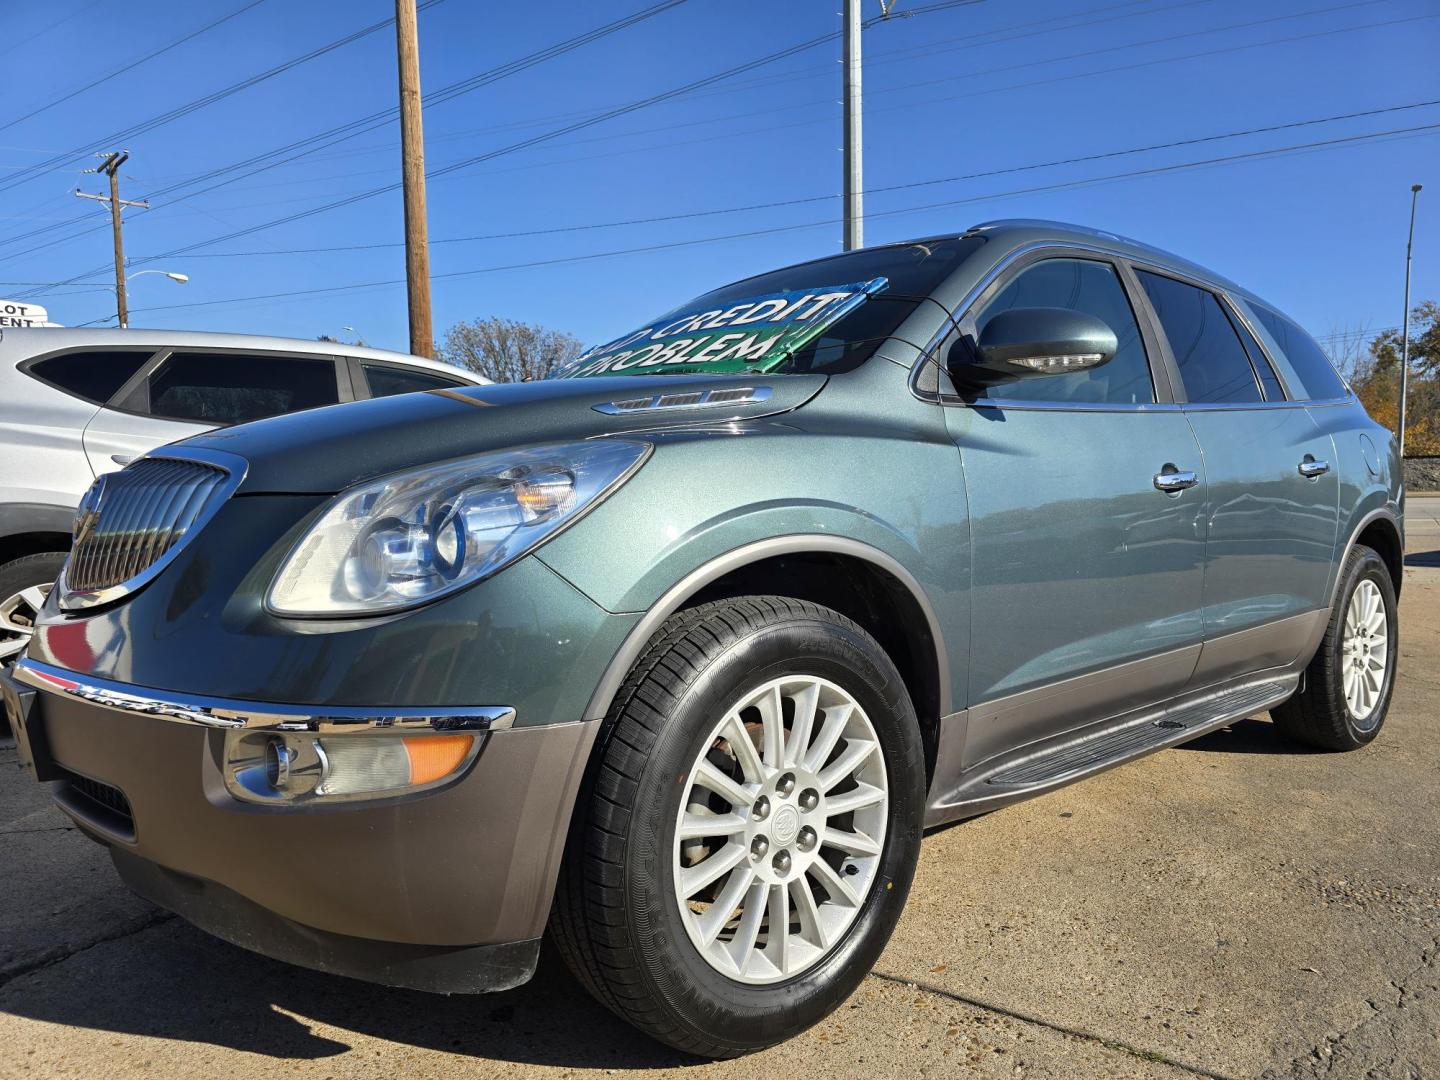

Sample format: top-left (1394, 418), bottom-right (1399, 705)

top-left (0, 300), bottom-right (57, 328)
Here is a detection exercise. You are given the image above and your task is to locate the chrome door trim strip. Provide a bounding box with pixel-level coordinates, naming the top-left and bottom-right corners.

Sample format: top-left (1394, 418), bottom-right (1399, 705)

top-left (13, 657), bottom-right (516, 734)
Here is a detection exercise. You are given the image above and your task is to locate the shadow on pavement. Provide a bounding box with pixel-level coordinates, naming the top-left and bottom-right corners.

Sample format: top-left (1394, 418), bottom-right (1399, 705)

top-left (1404, 548), bottom-right (1440, 568)
top-left (0, 919), bottom-right (697, 1070)
top-left (1176, 716), bottom-right (1316, 755)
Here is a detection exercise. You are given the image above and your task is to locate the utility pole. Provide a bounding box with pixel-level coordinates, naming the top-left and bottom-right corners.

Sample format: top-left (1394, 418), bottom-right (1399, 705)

top-left (842, 0), bottom-right (864, 251)
top-left (1398, 183), bottom-right (1422, 456)
top-left (395, 0), bottom-right (434, 357)
top-left (74, 150), bottom-right (147, 328)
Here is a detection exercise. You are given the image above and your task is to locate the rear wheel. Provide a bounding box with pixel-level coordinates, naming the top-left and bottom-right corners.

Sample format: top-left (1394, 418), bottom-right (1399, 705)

top-left (1273, 543), bottom-right (1398, 750)
top-left (550, 596), bottom-right (925, 1057)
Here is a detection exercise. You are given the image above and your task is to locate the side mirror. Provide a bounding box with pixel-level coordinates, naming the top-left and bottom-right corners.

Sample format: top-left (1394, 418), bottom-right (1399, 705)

top-left (955, 307), bottom-right (1118, 383)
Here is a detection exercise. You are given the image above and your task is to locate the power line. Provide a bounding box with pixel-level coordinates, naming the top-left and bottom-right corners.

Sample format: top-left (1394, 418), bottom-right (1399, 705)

top-left (60, 23), bottom-right (859, 277)
top-left (0, 1), bottom-right (690, 266)
top-left (81, 120), bottom-right (1440, 324)
top-left (49, 4), bottom-right (1431, 287)
top-left (0, 0), bottom-right (449, 198)
top-left (0, 0), bottom-right (106, 60)
top-left (129, 99), bottom-right (1440, 261)
top-left (10, 0), bottom-right (1425, 276)
top-left (0, 0), bottom-right (271, 136)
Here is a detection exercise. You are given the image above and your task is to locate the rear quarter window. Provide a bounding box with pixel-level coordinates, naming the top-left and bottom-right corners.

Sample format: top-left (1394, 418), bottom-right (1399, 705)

top-left (361, 362), bottom-right (467, 398)
top-left (24, 350), bottom-right (153, 404)
top-left (1247, 304), bottom-right (1349, 401)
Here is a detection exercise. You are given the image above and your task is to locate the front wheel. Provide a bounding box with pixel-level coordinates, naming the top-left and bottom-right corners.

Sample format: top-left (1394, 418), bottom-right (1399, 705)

top-left (1273, 543), bottom-right (1398, 750)
top-left (550, 596), bottom-right (925, 1057)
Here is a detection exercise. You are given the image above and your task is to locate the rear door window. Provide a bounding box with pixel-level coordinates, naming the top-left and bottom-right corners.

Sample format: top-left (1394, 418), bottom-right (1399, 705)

top-left (1137, 271), bottom-right (1262, 404)
top-left (25, 350), bottom-right (153, 404)
top-left (1247, 304), bottom-right (1349, 401)
top-left (361, 362), bottom-right (467, 398)
top-left (125, 352), bottom-right (340, 425)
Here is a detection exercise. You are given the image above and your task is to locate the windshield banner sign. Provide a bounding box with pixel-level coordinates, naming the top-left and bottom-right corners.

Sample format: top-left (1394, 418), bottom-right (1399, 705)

top-left (562, 277), bottom-right (889, 378)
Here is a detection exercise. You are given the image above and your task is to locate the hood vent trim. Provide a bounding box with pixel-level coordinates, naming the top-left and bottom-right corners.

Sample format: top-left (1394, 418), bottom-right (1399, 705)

top-left (593, 385), bottom-right (772, 416)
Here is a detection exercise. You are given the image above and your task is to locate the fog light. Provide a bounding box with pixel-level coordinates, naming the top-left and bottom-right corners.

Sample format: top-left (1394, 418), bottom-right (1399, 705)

top-left (224, 730), bottom-right (479, 805)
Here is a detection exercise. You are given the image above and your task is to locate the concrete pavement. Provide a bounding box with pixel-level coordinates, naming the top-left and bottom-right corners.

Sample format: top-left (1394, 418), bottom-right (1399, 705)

top-left (1, 516), bottom-right (1437, 1079)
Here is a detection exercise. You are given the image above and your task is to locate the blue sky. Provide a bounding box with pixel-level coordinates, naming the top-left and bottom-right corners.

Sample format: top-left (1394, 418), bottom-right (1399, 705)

top-left (2, 0), bottom-right (1436, 359)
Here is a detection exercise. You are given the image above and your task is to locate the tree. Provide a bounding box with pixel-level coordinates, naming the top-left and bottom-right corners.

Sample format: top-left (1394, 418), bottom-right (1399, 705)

top-left (1344, 301), bottom-right (1440, 456)
top-left (437, 316), bottom-right (583, 382)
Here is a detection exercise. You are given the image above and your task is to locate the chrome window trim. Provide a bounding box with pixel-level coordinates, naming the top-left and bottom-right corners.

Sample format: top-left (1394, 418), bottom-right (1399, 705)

top-left (13, 656), bottom-right (517, 734)
top-left (57, 447), bottom-right (249, 612)
top-left (909, 239), bottom-right (1356, 412)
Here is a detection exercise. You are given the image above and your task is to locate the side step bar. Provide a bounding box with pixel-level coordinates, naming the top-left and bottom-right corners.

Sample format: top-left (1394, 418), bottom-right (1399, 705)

top-left (927, 674), bottom-right (1297, 825)
top-left (987, 679), bottom-right (1288, 788)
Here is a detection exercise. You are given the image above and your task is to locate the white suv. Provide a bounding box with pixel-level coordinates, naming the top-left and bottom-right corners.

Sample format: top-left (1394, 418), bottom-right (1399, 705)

top-left (0, 327), bottom-right (487, 663)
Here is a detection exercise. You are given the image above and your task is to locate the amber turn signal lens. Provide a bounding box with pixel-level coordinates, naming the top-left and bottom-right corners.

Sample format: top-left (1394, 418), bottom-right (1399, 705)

top-left (402, 734), bottom-right (475, 784)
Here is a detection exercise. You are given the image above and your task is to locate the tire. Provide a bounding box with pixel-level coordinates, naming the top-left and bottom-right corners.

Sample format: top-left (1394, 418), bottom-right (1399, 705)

top-left (1273, 543), bottom-right (1398, 751)
top-left (0, 551), bottom-right (65, 667)
top-left (550, 596), bottom-right (926, 1058)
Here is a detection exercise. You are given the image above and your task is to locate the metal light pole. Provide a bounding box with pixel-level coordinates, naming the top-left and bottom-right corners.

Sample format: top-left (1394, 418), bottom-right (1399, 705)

top-left (842, 0), bottom-right (863, 251)
top-left (1398, 184), bottom-right (1422, 456)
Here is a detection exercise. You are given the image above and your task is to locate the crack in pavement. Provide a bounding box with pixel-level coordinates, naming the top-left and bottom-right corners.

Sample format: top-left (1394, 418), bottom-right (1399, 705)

top-left (0, 910), bottom-right (176, 991)
top-left (1260, 936), bottom-right (1440, 1079)
top-left (866, 969), bottom-right (1238, 1079)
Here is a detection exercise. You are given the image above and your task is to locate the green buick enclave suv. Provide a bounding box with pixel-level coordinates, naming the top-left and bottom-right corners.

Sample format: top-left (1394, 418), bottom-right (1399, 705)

top-left (3, 220), bottom-right (1403, 1056)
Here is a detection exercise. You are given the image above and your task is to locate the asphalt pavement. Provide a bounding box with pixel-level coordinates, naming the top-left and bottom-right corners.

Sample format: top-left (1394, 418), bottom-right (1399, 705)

top-left (1, 500), bottom-right (1437, 1078)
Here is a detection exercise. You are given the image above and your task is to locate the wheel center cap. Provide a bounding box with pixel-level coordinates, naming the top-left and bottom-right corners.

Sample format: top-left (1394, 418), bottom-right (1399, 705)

top-left (772, 805), bottom-right (800, 846)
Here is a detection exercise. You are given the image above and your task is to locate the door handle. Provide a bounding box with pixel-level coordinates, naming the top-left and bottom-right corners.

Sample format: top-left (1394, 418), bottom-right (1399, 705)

top-left (1153, 468), bottom-right (1199, 493)
top-left (1298, 458), bottom-right (1330, 478)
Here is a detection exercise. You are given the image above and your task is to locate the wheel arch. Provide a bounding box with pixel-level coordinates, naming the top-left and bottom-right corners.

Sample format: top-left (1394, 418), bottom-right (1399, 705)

top-left (1352, 513), bottom-right (1403, 600)
top-left (581, 536), bottom-right (950, 785)
top-left (1334, 506), bottom-right (1403, 604)
top-left (0, 503), bottom-right (74, 567)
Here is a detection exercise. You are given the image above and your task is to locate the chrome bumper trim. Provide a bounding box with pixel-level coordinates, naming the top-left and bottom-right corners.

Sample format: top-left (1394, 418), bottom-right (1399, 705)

top-left (13, 658), bottom-right (515, 735)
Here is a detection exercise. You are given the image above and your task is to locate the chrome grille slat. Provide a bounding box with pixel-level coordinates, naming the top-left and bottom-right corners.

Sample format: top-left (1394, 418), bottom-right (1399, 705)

top-left (64, 457), bottom-right (230, 597)
top-left (125, 463), bottom-right (183, 580)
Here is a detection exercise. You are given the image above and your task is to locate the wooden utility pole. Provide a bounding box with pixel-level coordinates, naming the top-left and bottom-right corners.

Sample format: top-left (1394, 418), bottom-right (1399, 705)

top-left (395, 0), bottom-right (434, 357)
top-left (75, 150), bottom-right (148, 328)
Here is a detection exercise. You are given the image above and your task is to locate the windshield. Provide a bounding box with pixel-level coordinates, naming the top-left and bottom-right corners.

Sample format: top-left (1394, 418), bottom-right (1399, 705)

top-left (557, 236), bottom-right (983, 378)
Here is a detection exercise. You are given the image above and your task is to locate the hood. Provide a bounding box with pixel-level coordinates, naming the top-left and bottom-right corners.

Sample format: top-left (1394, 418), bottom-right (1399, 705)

top-left (177, 373), bottom-right (826, 494)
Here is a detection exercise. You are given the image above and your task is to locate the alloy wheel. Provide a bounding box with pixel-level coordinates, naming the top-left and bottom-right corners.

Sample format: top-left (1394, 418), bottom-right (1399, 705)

top-left (1341, 578), bottom-right (1388, 727)
top-left (0, 583), bottom-right (50, 663)
top-left (672, 675), bottom-right (888, 984)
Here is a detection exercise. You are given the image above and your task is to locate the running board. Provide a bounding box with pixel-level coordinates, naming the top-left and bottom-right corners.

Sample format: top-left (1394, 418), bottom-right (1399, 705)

top-left (986, 679), bottom-right (1289, 788)
top-left (926, 674), bottom-right (1297, 824)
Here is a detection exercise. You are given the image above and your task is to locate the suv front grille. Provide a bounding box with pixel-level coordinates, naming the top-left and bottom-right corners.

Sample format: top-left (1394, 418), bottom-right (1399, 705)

top-left (64, 457), bottom-right (231, 600)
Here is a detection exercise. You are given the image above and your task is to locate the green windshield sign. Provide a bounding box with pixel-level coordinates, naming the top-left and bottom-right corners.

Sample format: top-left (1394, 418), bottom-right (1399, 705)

top-left (562, 277), bottom-right (889, 378)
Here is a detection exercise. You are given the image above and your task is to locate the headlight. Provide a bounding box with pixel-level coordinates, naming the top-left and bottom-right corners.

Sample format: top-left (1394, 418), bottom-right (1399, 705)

top-left (267, 439), bottom-right (650, 616)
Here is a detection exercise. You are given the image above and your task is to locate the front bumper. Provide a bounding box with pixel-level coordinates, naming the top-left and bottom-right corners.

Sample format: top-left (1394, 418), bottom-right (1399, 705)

top-left (3, 659), bottom-right (598, 994)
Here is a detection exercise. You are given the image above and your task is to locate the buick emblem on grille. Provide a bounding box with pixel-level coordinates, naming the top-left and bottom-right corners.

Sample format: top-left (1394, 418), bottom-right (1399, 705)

top-left (72, 475), bottom-right (108, 547)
